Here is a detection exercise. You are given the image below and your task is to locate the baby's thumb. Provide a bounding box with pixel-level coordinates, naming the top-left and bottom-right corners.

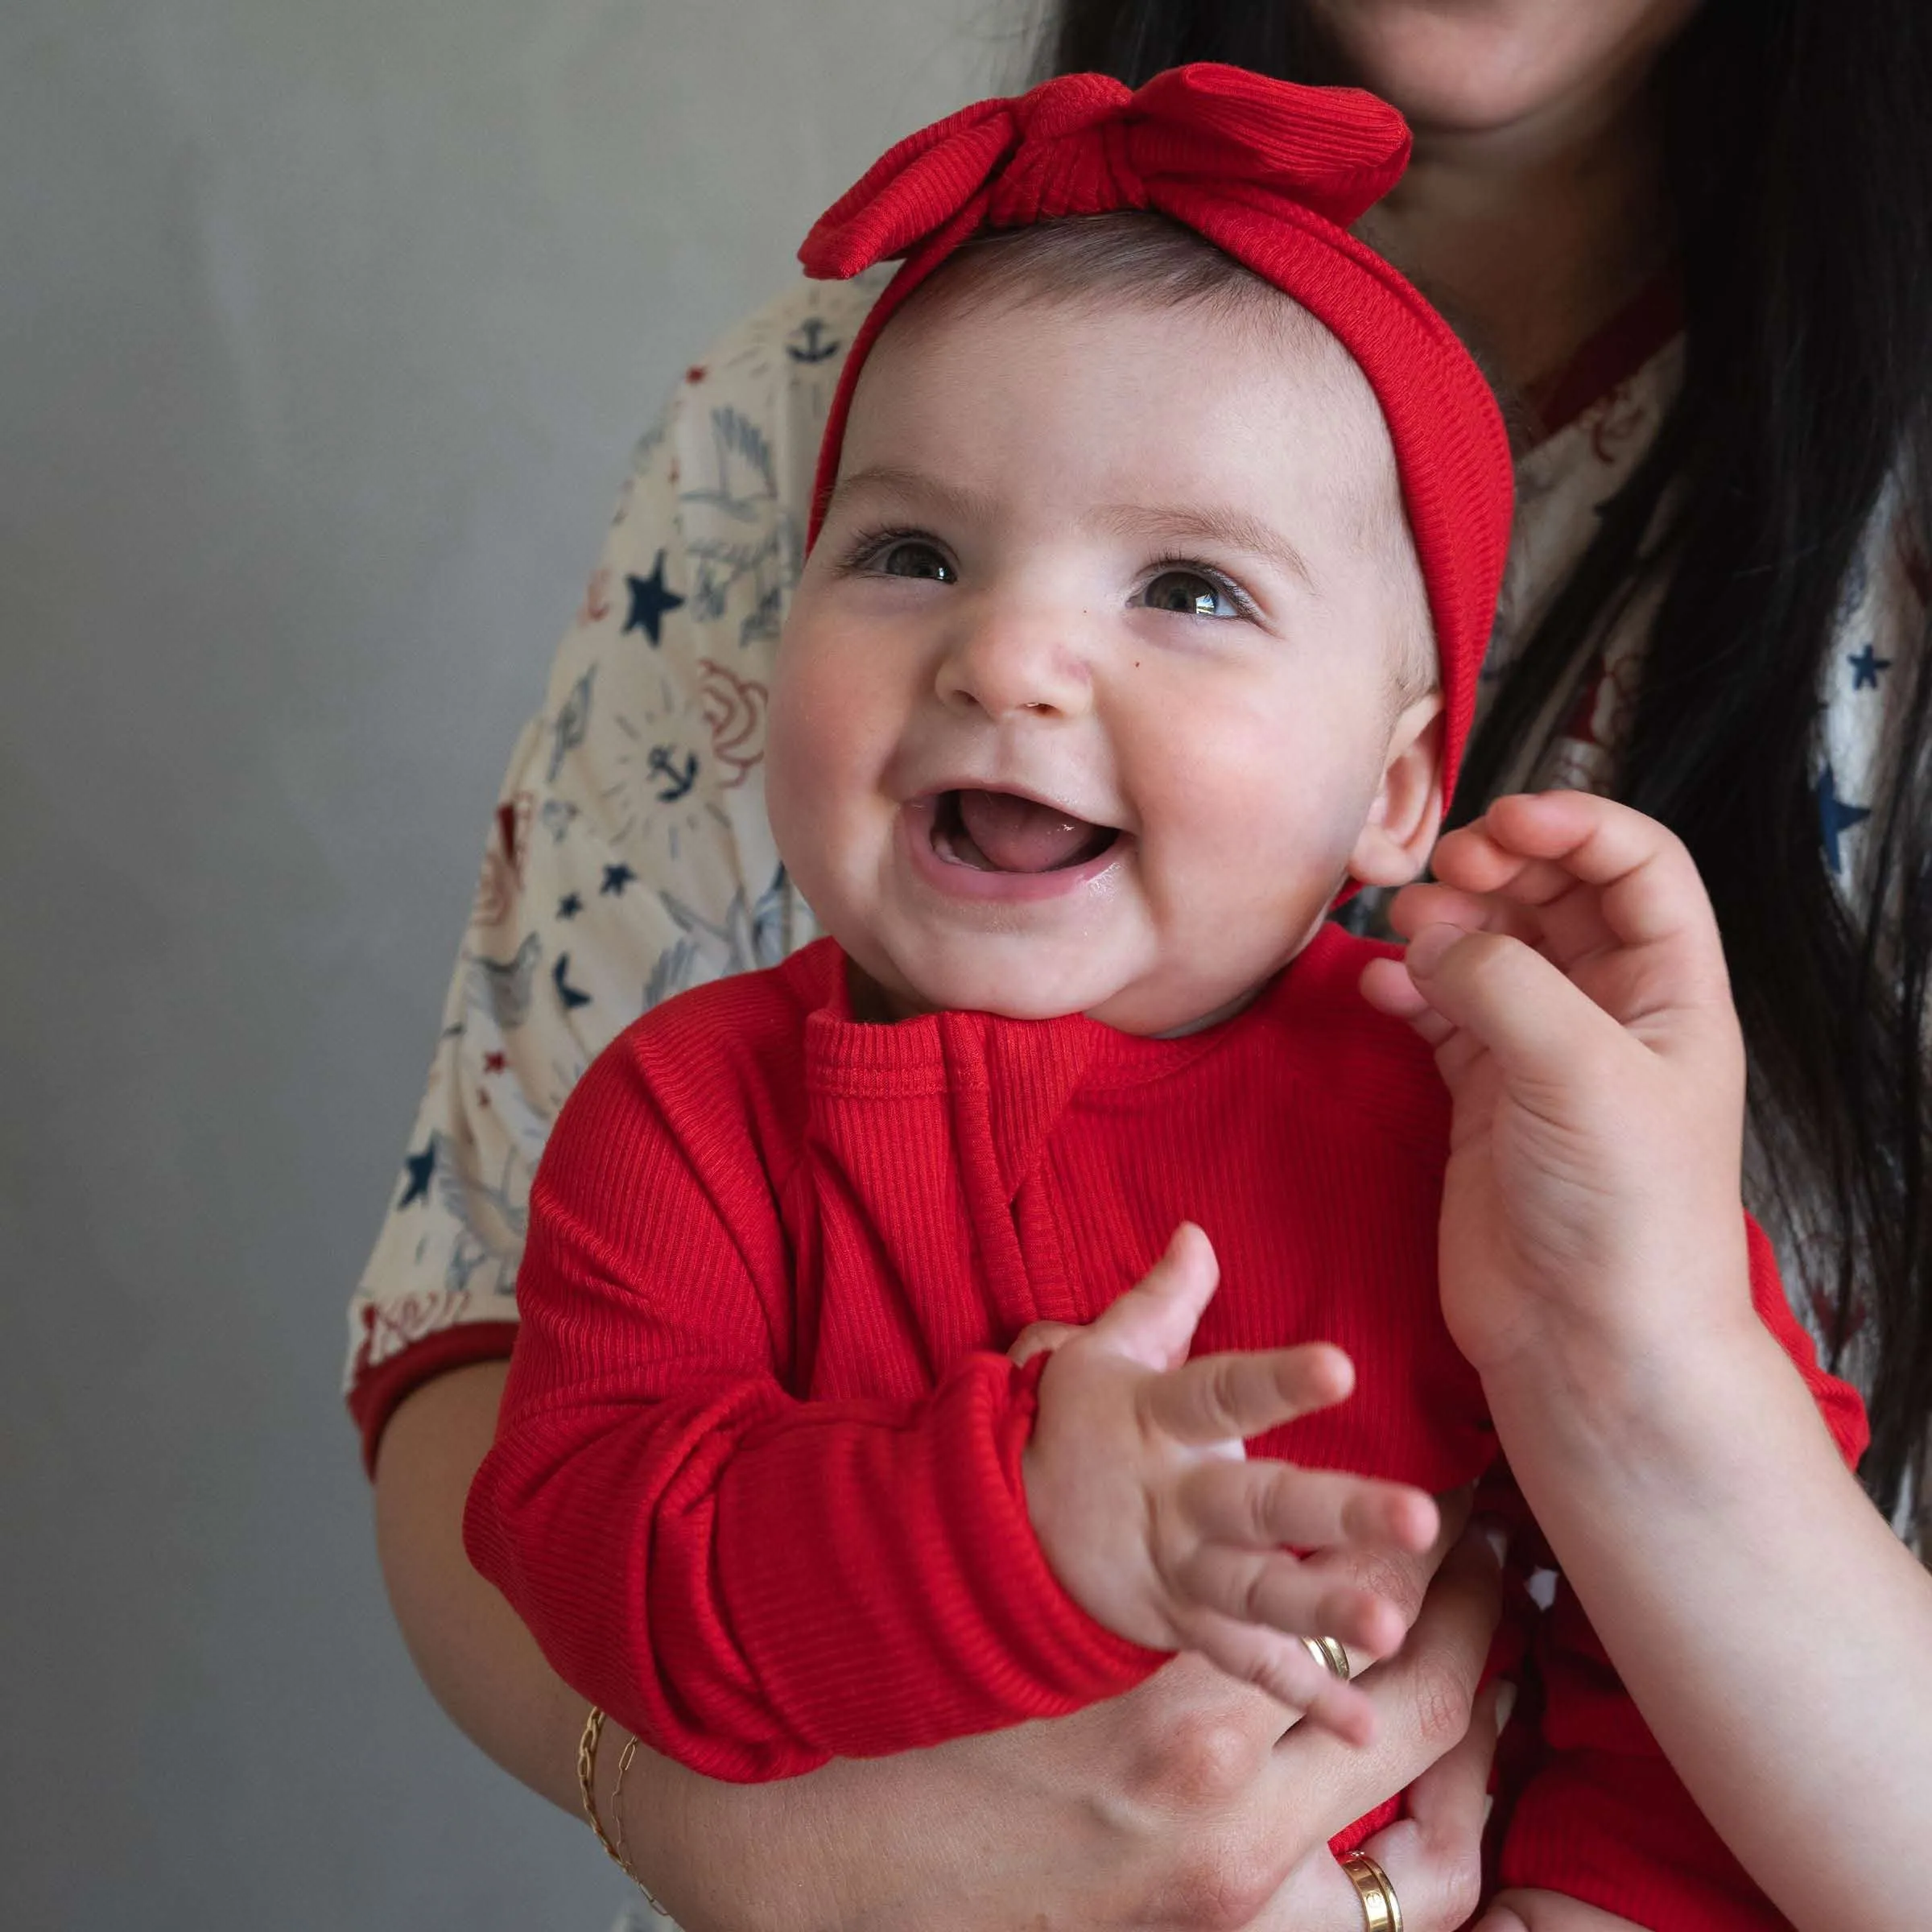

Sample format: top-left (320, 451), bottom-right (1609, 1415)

top-left (1091, 1223), bottom-right (1220, 1371)
top-left (1007, 1319), bottom-right (1080, 1367)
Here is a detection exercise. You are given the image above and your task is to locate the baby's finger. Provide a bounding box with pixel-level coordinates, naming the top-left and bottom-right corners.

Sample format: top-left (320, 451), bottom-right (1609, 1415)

top-left (1144, 1341), bottom-right (1356, 1447)
top-left (1181, 1455), bottom-right (1439, 1556)
top-left (1184, 1608), bottom-right (1379, 1745)
top-left (1007, 1319), bottom-right (1080, 1366)
top-left (1176, 1542), bottom-right (1410, 1660)
top-left (1088, 1222), bottom-right (1220, 1372)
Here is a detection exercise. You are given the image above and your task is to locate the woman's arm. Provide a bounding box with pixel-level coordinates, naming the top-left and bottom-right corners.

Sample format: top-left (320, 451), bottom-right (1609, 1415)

top-left (374, 1361), bottom-right (584, 1809)
top-left (1366, 791), bottom-right (1932, 1930)
top-left (375, 1358), bottom-right (1505, 1932)
top-left (1484, 1311), bottom-right (1932, 1932)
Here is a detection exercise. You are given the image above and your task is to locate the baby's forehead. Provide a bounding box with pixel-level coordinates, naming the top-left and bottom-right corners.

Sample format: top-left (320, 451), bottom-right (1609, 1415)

top-left (868, 258), bottom-right (1405, 536)
top-left (877, 297), bottom-right (1391, 525)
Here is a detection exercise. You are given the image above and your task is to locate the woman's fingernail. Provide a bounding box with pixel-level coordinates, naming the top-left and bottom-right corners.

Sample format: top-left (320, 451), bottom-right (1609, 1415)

top-left (1495, 1681), bottom-right (1518, 1731)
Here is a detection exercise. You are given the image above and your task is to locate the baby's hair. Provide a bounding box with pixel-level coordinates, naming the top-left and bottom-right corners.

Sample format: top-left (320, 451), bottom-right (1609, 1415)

top-left (898, 211), bottom-right (1436, 705)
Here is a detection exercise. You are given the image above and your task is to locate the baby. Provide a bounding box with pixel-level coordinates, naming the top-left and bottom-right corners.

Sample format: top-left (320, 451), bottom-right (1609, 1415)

top-left (465, 68), bottom-right (1861, 1929)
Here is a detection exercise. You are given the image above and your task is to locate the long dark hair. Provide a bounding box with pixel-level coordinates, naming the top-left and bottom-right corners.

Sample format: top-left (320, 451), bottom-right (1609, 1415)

top-left (1045, 0), bottom-right (1932, 1518)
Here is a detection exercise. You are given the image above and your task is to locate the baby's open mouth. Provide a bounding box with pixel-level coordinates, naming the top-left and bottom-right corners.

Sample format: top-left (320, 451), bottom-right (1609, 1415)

top-left (932, 789), bottom-right (1120, 874)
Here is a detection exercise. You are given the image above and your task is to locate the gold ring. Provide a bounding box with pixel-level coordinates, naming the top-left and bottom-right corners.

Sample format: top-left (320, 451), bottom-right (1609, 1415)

top-left (1301, 1633), bottom-right (1352, 1682)
top-left (1339, 1850), bottom-right (1402, 1932)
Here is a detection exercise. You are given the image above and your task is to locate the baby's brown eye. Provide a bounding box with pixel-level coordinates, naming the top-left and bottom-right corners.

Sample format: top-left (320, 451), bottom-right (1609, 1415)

top-left (1142, 568), bottom-right (1235, 617)
top-left (873, 539), bottom-right (956, 583)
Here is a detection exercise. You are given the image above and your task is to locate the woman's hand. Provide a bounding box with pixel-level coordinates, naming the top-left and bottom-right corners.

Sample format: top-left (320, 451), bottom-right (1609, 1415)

top-left (626, 1516), bottom-right (1506, 1932)
top-left (1262, 1676), bottom-right (1509, 1932)
top-left (375, 1358), bottom-right (1505, 1932)
top-left (1360, 791), bottom-right (1932, 1929)
top-left (1359, 790), bottom-right (1758, 1397)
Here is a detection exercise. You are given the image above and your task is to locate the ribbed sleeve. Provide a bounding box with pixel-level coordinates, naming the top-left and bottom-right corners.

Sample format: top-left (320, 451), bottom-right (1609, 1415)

top-left (462, 972), bottom-right (1159, 1783)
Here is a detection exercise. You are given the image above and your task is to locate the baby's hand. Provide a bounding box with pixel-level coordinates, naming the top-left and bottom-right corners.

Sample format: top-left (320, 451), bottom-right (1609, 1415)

top-left (1007, 1319), bottom-right (1080, 1367)
top-left (1358, 791), bottom-right (1754, 1389)
top-left (1022, 1223), bottom-right (1440, 1744)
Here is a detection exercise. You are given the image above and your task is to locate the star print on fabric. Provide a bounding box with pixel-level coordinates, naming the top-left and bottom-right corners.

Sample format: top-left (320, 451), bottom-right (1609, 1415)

top-left (625, 551), bottom-right (686, 646)
top-left (1817, 764), bottom-right (1872, 875)
top-left (553, 953), bottom-right (593, 1011)
top-left (483, 1051), bottom-right (507, 1075)
top-left (601, 862), bottom-right (637, 897)
top-left (1847, 642), bottom-right (1893, 690)
top-left (556, 892), bottom-right (583, 920)
top-left (398, 1142), bottom-right (436, 1208)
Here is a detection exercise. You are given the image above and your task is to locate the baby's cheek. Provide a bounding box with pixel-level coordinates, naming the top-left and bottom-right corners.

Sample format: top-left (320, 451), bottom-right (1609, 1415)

top-left (764, 675), bottom-right (848, 884)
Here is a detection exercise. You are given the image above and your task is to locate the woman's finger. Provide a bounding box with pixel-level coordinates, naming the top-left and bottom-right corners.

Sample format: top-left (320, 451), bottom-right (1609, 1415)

top-left (1253, 1686), bottom-right (1500, 1928)
top-left (1458, 792), bottom-right (1731, 970)
top-left (1392, 873), bottom-right (1620, 979)
top-left (1402, 923), bottom-right (1635, 1089)
top-left (1390, 873), bottom-right (1562, 941)
top-left (1352, 1678), bottom-right (1509, 1931)
top-left (1274, 1524), bottom-right (1503, 1827)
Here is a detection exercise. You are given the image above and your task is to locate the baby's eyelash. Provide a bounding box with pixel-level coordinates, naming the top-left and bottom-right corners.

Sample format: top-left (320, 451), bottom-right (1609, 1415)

top-left (1141, 554), bottom-right (1262, 621)
top-left (835, 524), bottom-right (948, 575)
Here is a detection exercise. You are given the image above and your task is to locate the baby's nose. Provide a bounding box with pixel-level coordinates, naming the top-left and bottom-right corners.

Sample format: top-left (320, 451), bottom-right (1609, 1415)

top-left (935, 609), bottom-right (1093, 720)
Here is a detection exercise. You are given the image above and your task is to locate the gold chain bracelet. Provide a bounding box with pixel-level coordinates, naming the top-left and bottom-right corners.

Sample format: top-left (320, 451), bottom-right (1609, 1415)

top-left (576, 1705), bottom-right (671, 1918)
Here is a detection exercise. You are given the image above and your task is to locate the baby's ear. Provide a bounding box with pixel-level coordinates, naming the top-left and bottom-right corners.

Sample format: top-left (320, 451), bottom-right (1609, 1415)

top-left (1349, 694), bottom-right (1445, 888)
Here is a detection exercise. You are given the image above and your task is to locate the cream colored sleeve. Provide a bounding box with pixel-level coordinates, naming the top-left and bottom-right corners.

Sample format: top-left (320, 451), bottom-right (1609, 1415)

top-left (345, 275), bottom-right (881, 1461)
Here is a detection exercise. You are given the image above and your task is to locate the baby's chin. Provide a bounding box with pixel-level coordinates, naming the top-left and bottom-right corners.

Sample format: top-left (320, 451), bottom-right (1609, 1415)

top-left (851, 947), bottom-right (1269, 1038)
top-left (852, 956), bottom-right (1103, 1026)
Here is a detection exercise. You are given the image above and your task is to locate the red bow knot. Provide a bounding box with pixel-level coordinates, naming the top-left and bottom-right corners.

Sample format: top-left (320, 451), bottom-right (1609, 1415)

top-left (800, 68), bottom-right (1410, 281)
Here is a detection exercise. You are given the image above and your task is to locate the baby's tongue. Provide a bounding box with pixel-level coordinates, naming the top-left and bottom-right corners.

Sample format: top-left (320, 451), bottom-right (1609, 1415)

top-left (955, 788), bottom-right (1100, 873)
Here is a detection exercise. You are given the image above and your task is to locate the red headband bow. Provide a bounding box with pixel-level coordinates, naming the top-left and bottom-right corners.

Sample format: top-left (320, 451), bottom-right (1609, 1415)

top-left (799, 64), bottom-right (1513, 808)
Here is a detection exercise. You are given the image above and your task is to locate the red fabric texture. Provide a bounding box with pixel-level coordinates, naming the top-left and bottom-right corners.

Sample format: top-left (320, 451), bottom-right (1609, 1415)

top-left (465, 931), bottom-right (1864, 1923)
top-left (795, 65), bottom-right (1515, 807)
top-left (350, 1319), bottom-right (520, 1477)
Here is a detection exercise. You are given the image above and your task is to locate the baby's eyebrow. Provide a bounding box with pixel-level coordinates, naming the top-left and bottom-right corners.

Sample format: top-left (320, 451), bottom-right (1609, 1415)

top-left (1089, 503), bottom-right (1316, 591)
top-left (827, 464), bottom-right (1001, 526)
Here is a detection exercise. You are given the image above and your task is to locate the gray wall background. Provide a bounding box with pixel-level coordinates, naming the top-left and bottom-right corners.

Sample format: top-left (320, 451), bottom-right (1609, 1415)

top-left (0, 4), bottom-right (1018, 1925)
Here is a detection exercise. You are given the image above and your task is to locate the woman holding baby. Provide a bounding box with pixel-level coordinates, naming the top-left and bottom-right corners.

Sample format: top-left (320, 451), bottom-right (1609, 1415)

top-left (357, 2), bottom-right (1932, 1926)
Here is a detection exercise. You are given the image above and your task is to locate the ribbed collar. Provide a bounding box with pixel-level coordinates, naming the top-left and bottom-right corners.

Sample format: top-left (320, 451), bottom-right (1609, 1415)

top-left (786, 926), bottom-right (1369, 1200)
